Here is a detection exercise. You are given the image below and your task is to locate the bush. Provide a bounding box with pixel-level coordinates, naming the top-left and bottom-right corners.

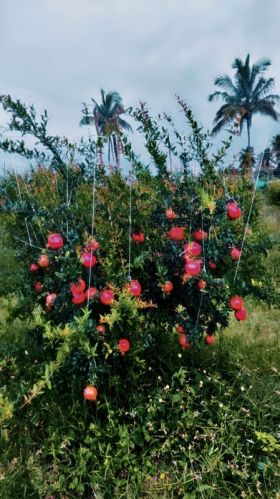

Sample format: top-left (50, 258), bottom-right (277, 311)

top-left (0, 95), bottom-right (279, 497)
top-left (267, 179), bottom-right (280, 205)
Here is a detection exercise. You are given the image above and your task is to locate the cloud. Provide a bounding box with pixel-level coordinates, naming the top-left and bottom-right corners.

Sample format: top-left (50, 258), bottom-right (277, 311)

top-left (0, 0), bottom-right (279, 171)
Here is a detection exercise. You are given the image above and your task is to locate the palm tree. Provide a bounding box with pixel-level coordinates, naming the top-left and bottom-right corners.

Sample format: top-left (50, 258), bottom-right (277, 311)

top-left (80, 89), bottom-right (132, 165)
top-left (239, 146), bottom-right (256, 180)
top-left (209, 54), bottom-right (280, 148)
top-left (271, 134), bottom-right (280, 177)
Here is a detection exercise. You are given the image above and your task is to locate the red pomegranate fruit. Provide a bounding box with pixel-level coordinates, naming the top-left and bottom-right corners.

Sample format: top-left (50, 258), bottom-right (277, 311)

top-left (83, 385), bottom-right (98, 401)
top-left (235, 308), bottom-right (247, 321)
top-left (168, 227), bottom-right (185, 241)
top-left (38, 254), bottom-right (49, 268)
top-left (230, 247), bottom-right (241, 261)
top-left (118, 338), bottom-right (130, 355)
top-left (70, 278), bottom-right (86, 294)
top-left (47, 233), bottom-right (64, 250)
top-left (161, 281), bottom-right (174, 293)
top-left (229, 295), bottom-right (244, 311)
top-left (81, 252), bottom-right (97, 268)
top-left (193, 229), bottom-right (208, 241)
top-left (128, 279), bottom-right (142, 296)
top-left (100, 289), bottom-right (114, 306)
top-left (165, 208), bottom-right (177, 220)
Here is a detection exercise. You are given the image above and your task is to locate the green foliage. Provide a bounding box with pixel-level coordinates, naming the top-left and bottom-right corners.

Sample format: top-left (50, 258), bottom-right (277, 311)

top-left (267, 179), bottom-right (280, 205)
top-left (0, 95), bottom-right (279, 498)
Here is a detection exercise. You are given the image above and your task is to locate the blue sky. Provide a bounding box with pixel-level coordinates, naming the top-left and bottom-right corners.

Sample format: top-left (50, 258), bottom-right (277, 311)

top-left (0, 0), bottom-right (279, 171)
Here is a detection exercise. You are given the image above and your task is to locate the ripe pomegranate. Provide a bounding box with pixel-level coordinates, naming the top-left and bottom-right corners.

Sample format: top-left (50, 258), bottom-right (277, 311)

top-left (185, 260), bottom-right (202, 276)
top-left (45, 293), bottom-right (57, 309)
top-left (197, 279), bottom-right (206, 290)
top-left (38, 254), bottom-right (49, 268)
top-left (128, 280), bottom-right (142, 297)
top-left (96, 325), bottom-right (106, 334)
top-left (72, 292), bottom-right (85, 305)
top-left (208, 261), bottom-right (216, 270)
top-left (227, 202), bottom-right (242, 220)
top-left (235, 308), bottom-right (247, 321)
top-left (85, 287), bottom-right (97, 300)
top-left (34, 281), bottom-right (43, 293)
top-left (229, 295), bottom-right (244, 311)
top-left (29, 263), bottom-right (39, 272)
top-left (100, 289), bottom-right (114, 306)
top-left (161, 281), bottom-right (174, 293)
top-left (165, 208), bottom-right (177, 220)
top-left (70, 278), bottom-right (86, 294)
top-left (177, 325), bottom-right (184, 334)
top-left (83, 385), bottom-right (98, 401)
top-left (184, 241), bottom-right (202, 257)
top-left (230, 247), bottom-right (241, 261)
top-left (47, 233), bottom-right (64, 250)
top-left (193, 229), bottom-right (208, 241)
top-left (168, 227), bottom-right (185, 241)
top-left (204, 335), bottom-right (215, 345)
top-left (118, 338), bottom-right (130, 354)
top-left (85, 239), bottom-right (100, 252)
top-left (81, 252), bottom-right (97, 268)
top-left (132, 232), bottom-right (145, 243)
top-left (179, 334), bottom-right (191, 350)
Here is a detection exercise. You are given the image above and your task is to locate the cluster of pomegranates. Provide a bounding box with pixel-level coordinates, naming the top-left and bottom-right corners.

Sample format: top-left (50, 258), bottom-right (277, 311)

top-left (30, 197), bottom-right (246, 403)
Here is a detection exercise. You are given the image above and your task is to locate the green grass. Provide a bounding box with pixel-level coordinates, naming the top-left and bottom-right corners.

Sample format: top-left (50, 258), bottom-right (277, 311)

top-left (0, 200), bottom-right (279, 498)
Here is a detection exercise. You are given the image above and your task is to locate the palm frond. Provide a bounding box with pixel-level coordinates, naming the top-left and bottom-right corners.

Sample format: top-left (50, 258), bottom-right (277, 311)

top-left (254, 100), bottom-right (279, 120)
top-left (118, 118), bottom-right (133, 132)
top-left (79, 115), bottom-right (95, 127)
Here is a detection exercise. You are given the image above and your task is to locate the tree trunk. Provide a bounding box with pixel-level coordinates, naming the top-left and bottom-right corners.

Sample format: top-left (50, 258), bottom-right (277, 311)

top-left (246, 119), bottom-right (251, 149)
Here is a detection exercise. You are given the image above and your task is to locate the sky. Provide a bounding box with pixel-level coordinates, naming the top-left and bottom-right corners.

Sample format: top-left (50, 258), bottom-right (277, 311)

top-left (0, 0), bottom-right (280, 171)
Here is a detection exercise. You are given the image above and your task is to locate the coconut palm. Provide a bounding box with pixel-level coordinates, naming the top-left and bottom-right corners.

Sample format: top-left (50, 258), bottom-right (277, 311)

top-left (271, 134), bottom-right (280, 177)
top-left (209, 54), bottom-right (280, 148)
top-left (80, 89), bottom-right (132, 165)
top-left (239, 146), bottom-right (256, 179)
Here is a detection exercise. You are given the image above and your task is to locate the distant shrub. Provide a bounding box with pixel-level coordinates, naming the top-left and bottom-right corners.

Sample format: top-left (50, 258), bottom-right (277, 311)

top-left (267, 180), bottom-right (280, 205)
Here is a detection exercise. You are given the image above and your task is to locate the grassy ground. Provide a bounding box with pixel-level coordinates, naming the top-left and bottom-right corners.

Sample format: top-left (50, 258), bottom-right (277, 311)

top-left (0, 197), bottom-right (279, 498)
